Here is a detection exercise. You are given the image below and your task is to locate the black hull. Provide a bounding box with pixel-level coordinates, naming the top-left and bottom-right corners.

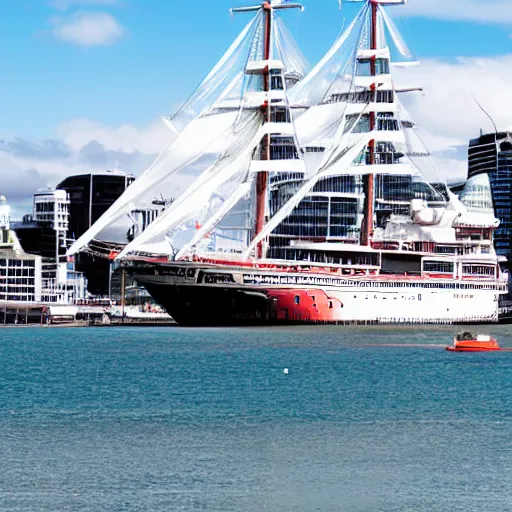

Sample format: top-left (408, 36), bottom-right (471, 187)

top-left (141, 283), bottom-right (275, 327)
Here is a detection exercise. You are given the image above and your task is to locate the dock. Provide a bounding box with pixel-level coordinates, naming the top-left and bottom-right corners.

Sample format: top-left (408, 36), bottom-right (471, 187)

top-left (0, 302), bottom-right (45, 325)
top-left (0, 302), bottom-right (175, 327)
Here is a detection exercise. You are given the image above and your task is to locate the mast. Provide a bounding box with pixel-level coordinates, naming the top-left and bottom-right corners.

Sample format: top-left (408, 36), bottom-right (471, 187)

top-left (255, 1), bottom-right (272, 259)
top-left (230, 0), bottom-right (303, 260)
top-left (361, 0), bottom-right (378, 246)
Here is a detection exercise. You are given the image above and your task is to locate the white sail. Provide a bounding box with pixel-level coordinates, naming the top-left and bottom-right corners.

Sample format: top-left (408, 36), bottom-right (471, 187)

top-left (244, 133), bottom-right (376, 257)
top-left (158, 1), bottom-right (438, 262)
top-left (272, 16), bottom-right (309, 80)
top-left (288, 9), bottom-right (364, 108)
top-left (114, 0), bottom-right (491, 266)
top-left (379, 6), bottom-right (411, 58)
top-left (175, 180), bottom-right (254, 260)
top-left (67, 7), bottom-right (307, 257)
top-left (67, 109), bottom-right (250, 256)
top-left (169, 14), bottom-right (262, 131)
top-left (241, 1), bottom-right (451, 259)
top-left (117, 112), bottom-right (263, 257)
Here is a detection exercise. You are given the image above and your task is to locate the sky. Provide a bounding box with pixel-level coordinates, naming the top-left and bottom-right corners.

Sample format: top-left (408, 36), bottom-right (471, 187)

top-left (1, 0), bottom-right (512, 216)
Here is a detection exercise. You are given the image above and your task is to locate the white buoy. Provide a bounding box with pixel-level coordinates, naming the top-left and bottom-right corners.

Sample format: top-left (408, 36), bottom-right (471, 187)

top-left (283, 368), bottom-right (289, 375)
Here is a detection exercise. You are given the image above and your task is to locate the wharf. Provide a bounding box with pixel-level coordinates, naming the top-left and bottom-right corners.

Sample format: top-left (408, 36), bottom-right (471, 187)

top-left (0, 302), bottom-right (45, 325)
top-left (0, 301), bottom-right (176, 327)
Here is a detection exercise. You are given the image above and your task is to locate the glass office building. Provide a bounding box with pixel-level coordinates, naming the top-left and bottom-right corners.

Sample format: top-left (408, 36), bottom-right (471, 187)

top-left (468, 131), bottom-right (512, 319)
top-left (468, 131), bottom-right (512, 260)
top-left (57, 171), bottom-right (135, 296)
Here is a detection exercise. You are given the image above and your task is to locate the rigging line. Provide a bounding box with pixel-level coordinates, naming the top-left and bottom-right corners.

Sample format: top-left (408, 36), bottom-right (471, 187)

top-left (272, 18), bottom-right (305, 160)
top-left (395, 100), bottom-right (447, 197)
top-left (216, 10), bottom-right (264, 138)
top-left (321, 4), bottom-right (369, 105)
top-left (276, 15), bottom-right (308, 75)
top-left (172, 13), bottom-right (259, 122)
top-left (289, 4), bottom-right (363, 106)
top-left (303, 8), bottom-right (369, 152)
top-left (295, 6), bottom-right (300, 54)
top-left (221, 12), bottom-right (262, 135)
top-left (318, 9), bottom-right (374, 170)
top-left (309, 43), bottom-right (392, 173)
top-left (315, 26), bottom-right (368, 154)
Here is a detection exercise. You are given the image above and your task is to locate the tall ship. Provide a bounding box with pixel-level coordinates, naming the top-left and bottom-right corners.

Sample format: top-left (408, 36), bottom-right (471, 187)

top-left (68, 0), bottom-right (508, 325)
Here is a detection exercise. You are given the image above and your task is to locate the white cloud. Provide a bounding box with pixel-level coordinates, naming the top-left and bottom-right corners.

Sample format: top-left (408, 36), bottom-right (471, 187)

top-left (0, 119), bottom-right (171, 217)
top-left (395, 54), bottom-right (512, 182)
top-left (51, 0), bottom-right (120, 11)
top-left (56, 119), bottom-right (171, 154)
top-left (50, 11), bottom-right (126, 47)
top-left (403, 0), bottom-right (512, 24)
top-left (3, 53), bottom-right (512, 214)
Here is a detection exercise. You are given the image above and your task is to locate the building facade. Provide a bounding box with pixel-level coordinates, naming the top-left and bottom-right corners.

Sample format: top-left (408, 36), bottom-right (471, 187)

top-left (468, 131), bottom-right (512, 260)
top-left (56, 171), bottom-right (135, 296)
top-left (12, 190), bottom-right (87, 304)
top-left (468, 131), bottom-right (512, 318)
top-left (0, 197), bottom-right (43, 302)
top-left (57, 171), bottom-right (135, 243)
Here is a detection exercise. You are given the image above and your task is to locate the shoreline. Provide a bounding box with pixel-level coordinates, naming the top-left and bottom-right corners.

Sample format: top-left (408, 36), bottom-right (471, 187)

top-left (0, 321), bottom-right (508, 329)
top-left (0, 321), bottom-right (178, 329)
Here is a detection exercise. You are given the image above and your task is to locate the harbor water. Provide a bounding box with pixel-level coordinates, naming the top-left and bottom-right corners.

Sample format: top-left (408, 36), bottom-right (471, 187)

top-left (1, 325), bottom-right (512, 511)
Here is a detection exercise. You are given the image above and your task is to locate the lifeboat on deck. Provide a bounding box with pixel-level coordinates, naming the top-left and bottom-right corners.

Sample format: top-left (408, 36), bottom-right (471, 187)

top-left (446, 332), bottom-right (501, 352)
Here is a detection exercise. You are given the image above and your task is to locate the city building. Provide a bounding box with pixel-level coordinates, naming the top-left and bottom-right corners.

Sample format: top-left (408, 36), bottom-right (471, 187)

top-left (468, 129), bottom-right (512, 319)
top-left (57, 171), bottom-right (135, 243)
top-left (0, 196), bottom-right (43, 303)
top-left (13, 169), bottom-right (165, 300)
top-left (56, 171), bottom-right (135, 296)
top-left (12, 190), bottom-right (87, 303)
top-left (468, 130), bottom-right (512, 260)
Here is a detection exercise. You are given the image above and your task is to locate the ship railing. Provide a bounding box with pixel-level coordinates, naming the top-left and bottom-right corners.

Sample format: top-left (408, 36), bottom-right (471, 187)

top-left (373, 314), bottom-right (497, 325)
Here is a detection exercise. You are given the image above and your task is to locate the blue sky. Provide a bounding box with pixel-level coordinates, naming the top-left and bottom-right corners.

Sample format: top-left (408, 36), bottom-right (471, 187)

top-left (1, 0), bottom-right (512, 214)
top-left (0, 0), bottom-right (510, 138)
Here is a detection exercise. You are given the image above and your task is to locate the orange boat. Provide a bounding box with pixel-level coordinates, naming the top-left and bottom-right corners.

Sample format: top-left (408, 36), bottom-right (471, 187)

top-left (446, 332), bottom-right (501, 352)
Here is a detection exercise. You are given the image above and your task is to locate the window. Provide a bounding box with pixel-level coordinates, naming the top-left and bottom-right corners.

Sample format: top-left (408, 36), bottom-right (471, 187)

top-left (462, 265), bottom-right (494, 276)
top-left (325, 91), bottom-right (372, 104)
top-left (344, 114), bottom-right (370, 134)
top-left (376, 90), bottom-right (394, 103)
top-left (375, 58), bottom-right (390, 75)
top-left (436, 246), bottom-right (458, 255)
top-left (269, 136), bottom-right (298, 160)
top-left (270, 107), bottom-right (290, 123)
top-left (356, 60), bottom-right (371, 77)
top-left (270, 74), bottom-right (284, 91)
top-left (377, 113), bottom-right (399, 131)
top-left (423, 261), bottom-right (454, 274)
top-left (356, 58), bottom-right (389, 76)
top-left (294, 296), bottom-right (300, 305)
